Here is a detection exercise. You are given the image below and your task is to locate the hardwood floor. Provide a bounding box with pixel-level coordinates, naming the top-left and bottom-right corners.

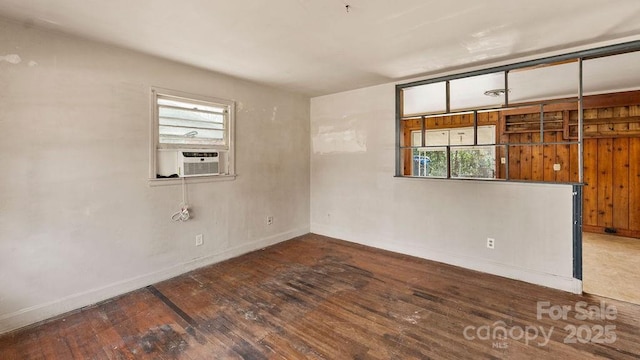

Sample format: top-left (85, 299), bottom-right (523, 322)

top-left (1, 233), bottom-right (639, 359)
top-left (583, 232), bottom-right (640, 305)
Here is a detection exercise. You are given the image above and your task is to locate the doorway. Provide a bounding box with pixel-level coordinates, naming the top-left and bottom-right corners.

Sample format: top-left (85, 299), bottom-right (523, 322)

top-left (581, 105), bottom-right (640, 304)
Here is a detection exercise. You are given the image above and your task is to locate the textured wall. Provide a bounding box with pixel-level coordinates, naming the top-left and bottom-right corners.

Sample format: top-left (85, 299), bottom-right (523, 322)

top-left (0, 18), bottom-right (310, 333)
top-left (310, 83), bottom-right (577, 293)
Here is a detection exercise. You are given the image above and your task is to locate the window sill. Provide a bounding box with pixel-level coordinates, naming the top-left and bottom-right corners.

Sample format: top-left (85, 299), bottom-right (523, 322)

top-left (148, 174), bottom-right (236, 187)
top-left (393, 175), bottom-right (582, 185)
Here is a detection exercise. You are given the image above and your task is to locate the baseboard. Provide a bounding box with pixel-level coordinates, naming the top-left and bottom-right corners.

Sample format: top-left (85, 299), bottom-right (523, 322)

top-left (311, 223), bottom-right (581, 294)
top-left (583, 225), bottom-right (640, 239)
top-left (0, 226), bottom-right (309, 335)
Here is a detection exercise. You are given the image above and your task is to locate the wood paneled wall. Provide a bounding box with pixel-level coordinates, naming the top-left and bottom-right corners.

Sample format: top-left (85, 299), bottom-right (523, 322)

top-left (500, 133), bottom-right (579, 183)
top-left (583, 137), bottom-right (640, 238)
top-left (503, 93), bottom-right (640, 238)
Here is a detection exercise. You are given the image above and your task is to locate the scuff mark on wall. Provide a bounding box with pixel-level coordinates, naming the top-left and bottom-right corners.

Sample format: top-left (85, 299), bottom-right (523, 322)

top-left (28, 60), bottom-right (38, 67)
top-left (0, 54), bottom-right (22, 64)
top-left (312, 119), bottom-right (367, 154)
top-left (270, 106), bottom-right (278, 122)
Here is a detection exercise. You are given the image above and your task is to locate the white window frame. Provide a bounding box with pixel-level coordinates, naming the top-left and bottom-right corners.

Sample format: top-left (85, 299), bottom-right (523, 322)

top-left (149, 87), bottom-right (236, 183)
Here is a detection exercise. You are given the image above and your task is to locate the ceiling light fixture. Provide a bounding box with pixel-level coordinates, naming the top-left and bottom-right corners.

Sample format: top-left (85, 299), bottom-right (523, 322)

top-left (484, 88), bottom-right (509, 97)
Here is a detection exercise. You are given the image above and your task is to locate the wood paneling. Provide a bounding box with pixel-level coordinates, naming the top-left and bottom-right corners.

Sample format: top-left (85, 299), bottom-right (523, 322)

top-left (500, 92), bottom-right (640, 237)
top-left (498, 115), bottom-right (508, 179)
top-left (508, 134), bottom-right (520, 179)
top-left (630, 138), bottom-right (640, 232)
top-left (520, 133), bottom-right (532, 180)
top-left (2, 234), bottom-right (640, 359)
top-left (569, 142), bottom-right (579, 183)
top-left (583, 139), bottom-right (599, 227)
top-left (612, 138), bottom-right (630, 230)
top-left (582, 136), bottom-right (640, 238)
top-left (401, 118), bottom-right (421, 175)
top-left (542, 132), bottom-right (556, 182)
top-left (531, 133), bottom-right (543, 180)
top-left (597, 138), bottom-right (613, 228)
top-left (555, 132), bottom-right (570, 182)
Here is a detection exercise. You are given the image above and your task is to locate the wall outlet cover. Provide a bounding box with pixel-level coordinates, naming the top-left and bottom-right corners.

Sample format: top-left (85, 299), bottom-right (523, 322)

top-left (487, 238), bottom-right (495, 249)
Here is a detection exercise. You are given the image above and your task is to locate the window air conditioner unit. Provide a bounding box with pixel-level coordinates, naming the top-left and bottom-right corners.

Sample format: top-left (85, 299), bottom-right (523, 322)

top-left (178, 151), bottom-right (219, 177)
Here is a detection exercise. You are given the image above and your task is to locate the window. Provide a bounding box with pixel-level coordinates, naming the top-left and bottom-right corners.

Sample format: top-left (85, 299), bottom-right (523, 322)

top-left (409, 126), bottom-right (496, 179)
top-left (157, 96), bottom-right (227, 147)
top-left (411, 130), bottom-right (447, 177)
top-left (396, 45), bottom-right (640, 182)
top-left (150, 88), bottom-right (235, 180)
top-left (397, 45), bottom-right (640, 183)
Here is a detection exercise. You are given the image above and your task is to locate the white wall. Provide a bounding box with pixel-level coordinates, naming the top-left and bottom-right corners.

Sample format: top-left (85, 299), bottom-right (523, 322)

top-left (0, 18), bottom-right (309, 333)
top-left (310, 83), bottom-right (579, 293)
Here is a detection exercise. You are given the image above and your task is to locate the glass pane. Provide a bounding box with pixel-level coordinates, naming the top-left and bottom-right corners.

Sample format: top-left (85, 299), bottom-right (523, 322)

top-left (411, 130), bottom-right (422, 147)
top-left (477, 125), bottom-right (496, 145)
top-left (583, 51), bottom-right (640, 95)
top-left (159, 126), bottom-right (224, 146)
top-left (159, 117), bottom-right (224, 130)
top-left (450, 146), bottom-right (497, 179)
top-left (495, 145), bottom-right (508, 180)
top-left (157, 97), bottom-right (227, 146)
top-left (414, 147), bottom-right (448, 178)
top-left (402, 82), bottom-right (447, 116)
top-left (158, 98), bottom-right (226, 113)
top-left (159, 106), bottom-right (224, 123)
top-left (425, 129), bottom-right (449, 146)
top-left (509, 61), bottom-right (578, 103)
top-left (447, 125), bottom-right (496, 146)
top-left (450, 72), bottom-right (505, 111)
top-left (448, 127), bottom-right (474, 146)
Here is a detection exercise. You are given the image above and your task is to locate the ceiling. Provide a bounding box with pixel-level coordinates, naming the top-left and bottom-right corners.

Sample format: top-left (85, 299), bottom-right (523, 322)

top-left (1, 0), bottom-right (640, 96)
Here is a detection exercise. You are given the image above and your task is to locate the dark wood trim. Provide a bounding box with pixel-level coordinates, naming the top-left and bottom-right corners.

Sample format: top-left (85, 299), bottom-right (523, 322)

top-left (563, 110), bottom-right (571, 140)
top-left (583, 225), bottom-right (640, 239)
top-left (583, 90), bottom-right (640, 109)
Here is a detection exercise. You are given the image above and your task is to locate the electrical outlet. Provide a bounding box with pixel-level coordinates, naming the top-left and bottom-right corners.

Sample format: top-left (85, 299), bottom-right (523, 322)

top-left (195, 234), bottom-right (203, 246)
top-left (501, 157), bottom-right (506, 164)
top-left (266, 216), bottom-right (273, 225)
top-left (487, 238), bottom-right (495, 249)
top-left (553, 163), bottom-right (561, 171)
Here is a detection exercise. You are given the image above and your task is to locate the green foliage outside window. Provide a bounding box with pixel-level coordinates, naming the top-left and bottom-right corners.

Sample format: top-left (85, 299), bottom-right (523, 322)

top-left (413, 147), bottom-right (495, 178)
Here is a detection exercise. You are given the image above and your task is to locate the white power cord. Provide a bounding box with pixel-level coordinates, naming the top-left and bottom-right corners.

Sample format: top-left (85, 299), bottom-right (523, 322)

top-left (171, 205), bottom-right (190, 222)
top-left (171, 177), bottom-right (190, 222)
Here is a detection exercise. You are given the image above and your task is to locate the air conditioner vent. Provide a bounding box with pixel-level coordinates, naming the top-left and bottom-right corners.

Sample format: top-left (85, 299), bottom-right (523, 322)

top-left (178, 151), bottom-right (219, 177)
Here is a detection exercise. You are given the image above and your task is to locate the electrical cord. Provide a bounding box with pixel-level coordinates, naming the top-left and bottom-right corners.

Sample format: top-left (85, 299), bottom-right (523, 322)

top-left (171, 206), bottom-right (190, 222)
top-left (171, 177), bottom-right (190, 222)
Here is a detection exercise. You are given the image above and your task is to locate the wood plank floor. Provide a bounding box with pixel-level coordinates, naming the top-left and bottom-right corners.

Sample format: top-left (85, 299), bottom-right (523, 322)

top-left (1, 233), bottom-right (639, 359)
top-left (583, 232), bottom-right (640, 304)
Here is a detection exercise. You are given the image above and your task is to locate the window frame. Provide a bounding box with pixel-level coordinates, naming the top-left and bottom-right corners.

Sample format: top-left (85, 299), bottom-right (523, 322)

top-left (395, 40), bottom-right (640, 183)
top-left (409, 125), bottom-right (497, 179)
top-left (149, 87), bottom-right (236, 182)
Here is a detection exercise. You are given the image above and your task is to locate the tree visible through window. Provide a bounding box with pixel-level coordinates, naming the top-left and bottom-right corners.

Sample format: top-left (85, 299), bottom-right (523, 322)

top-left (410, 126), bottom-right (496, 179)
